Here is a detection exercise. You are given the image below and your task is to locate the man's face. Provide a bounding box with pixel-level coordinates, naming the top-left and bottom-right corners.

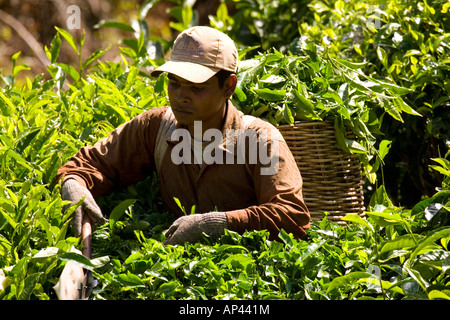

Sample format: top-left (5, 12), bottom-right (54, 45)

top-left (167, 74), bottom-right (232, 132)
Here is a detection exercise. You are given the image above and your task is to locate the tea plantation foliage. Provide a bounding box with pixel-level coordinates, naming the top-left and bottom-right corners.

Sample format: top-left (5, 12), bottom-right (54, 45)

top-left (0, 0), bottom-right (449, 300)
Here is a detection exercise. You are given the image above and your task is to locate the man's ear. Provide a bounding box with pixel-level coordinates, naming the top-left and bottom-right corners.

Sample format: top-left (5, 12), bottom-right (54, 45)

top-left (224, 74), bottom-right (237, 98)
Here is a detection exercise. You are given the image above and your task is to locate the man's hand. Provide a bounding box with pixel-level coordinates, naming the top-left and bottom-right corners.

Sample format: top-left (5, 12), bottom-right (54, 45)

top-left (61, 179), bottom-right (107, 237)
top-left (163, 212), bottom-right (228, 245)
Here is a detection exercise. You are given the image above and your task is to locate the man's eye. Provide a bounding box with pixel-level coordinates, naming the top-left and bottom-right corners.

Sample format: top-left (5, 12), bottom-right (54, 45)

top-left (169, 81), bottom-right (180, 88)
top-left (191, 86), bottom-right (203, 92)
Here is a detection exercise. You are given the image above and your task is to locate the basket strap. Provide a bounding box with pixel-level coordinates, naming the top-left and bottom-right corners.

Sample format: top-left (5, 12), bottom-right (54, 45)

top-left (242, 114), bottom-right (257, 128)
top-left (154, 108), bottom-right (176, 176)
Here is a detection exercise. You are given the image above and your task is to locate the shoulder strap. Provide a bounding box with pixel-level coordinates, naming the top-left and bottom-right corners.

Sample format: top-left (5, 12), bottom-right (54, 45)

top-left (154, 108), bottom-right (176, 176)
top-left (241, 114), bottom-right (257, 129)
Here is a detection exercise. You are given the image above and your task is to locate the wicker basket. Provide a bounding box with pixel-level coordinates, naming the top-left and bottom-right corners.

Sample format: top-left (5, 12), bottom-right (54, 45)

top-left (277, 121), bottom-right (365, 223)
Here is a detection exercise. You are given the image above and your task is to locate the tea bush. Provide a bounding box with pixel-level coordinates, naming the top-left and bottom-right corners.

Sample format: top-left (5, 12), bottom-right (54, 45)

top-left (294, 0), bottom-right (450, 204)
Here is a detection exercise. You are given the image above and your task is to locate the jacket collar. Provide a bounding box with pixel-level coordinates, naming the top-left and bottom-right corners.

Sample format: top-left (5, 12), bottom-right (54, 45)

top-left (166, 100), bottom-right (244, 144)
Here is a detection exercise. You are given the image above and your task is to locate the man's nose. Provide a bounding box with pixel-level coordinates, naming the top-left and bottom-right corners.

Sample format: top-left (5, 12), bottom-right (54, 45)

top-left (176, 86), bottom-right (191, 103)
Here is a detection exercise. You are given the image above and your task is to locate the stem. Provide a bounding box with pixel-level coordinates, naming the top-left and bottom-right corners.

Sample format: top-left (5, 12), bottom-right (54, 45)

top-left (0, 9), bottom-right (50, 68)
top-left (78, 31), bottom-right (85, 84)
top-left (372, 226), bottom-right (387, 300)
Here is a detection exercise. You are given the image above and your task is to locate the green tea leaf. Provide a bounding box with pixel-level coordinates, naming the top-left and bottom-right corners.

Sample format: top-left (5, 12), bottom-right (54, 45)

top-left (124, 251), bottom-right (143, 264)
top-left (84, 48), bottom-right (108, 69)
top-left (403, 264), bottom-right (429, 292)
top-left (117, 272), bottom-right (145, 287)
top-left (301, 239), bottom-right (326, 260)
top-left (335, 58), bottom-right (368, 70)
top-left (157, 280), bottom-right (178, 295)
top-left (6, 149), bottom-right (32, 171)
top-left (392, 97), bottom-right (421, 116)
top-left (379, 140), bottom-right (392, 160)
top-left (278, 229), bottom-right (294, 247)
top-left (219, 254), bottom-right (254, 269)
top-left (45, 33), bottom-right (61, 64)
top-left (380, 234), bottom-right (422, 254)
top-left (55, 62), bottom-right (79, 81)
top-left (55, 27), bottom-right (79, 55)
top-left (18, 272), bottom-right (42, 300)
top-left (0, 91), bottom-right (15, 116)
top-left (369, 185), bottom-right (394, 209)
top-left (181, 5), bottom-right (193, 28)
top-left (0, 205), bottom-right (18, 229)
top-left (341, 214), bottom-right (374, 232)
top-left (59, 252), bottom-right (109, 271)
top-left (429, 290), bottom-right (450, 300)
top-left (366, 211), bottom-right (404, 227)
top-left (252, 88), bottom-right (286, 101)
top-left (377, 46), bottom-right (389, 69)
top-left (32, 247), bottom-right (61, 259)
top-left (345, 139), bottom-right (367, 154)
top-left (109, 199), bottom-right (137, 229)
top-left (410, 228), bottom-right (450, 261)
top-left (326, 271), bottom-right (371, 293)
top-left (283, 104), bottom-right (294, 124)
top-left (94, 20), bottom-right (135, 32)
top-left (291, 88), bottom-right (318, 120)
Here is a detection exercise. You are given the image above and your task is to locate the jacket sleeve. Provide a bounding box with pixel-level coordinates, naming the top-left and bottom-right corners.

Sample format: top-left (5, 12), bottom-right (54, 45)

top-left (55, 107), bottom-right (166, 198)
top-left (225, 125), bottom-right (310, 240)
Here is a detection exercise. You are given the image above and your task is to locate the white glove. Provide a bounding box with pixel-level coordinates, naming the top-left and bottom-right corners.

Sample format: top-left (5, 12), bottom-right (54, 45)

top-left (163, 212), bottom-right (228, 245)
top-left (61, 179), bottom-right (107, 237)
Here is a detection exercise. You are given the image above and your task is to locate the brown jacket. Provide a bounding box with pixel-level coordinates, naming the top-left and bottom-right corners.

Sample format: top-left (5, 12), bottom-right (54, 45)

top-left (56, 102), bottom-right (310, 240)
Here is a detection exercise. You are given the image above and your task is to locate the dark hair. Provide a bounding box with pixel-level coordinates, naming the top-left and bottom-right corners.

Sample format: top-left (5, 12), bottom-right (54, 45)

top-left (215, 69), bottom-right (235, 88)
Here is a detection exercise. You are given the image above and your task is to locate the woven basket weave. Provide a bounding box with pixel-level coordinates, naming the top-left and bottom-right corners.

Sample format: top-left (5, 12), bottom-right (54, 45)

top-left (277, 121), bottom-right (365, 223)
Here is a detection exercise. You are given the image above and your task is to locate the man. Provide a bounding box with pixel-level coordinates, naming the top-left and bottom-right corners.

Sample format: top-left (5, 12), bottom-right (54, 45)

top-left (57, 26), bottom-right (310, 245)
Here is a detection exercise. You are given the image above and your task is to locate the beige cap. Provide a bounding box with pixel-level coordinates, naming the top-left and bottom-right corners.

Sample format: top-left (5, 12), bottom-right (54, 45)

top-left (151, 26), bottom-right (238, 83)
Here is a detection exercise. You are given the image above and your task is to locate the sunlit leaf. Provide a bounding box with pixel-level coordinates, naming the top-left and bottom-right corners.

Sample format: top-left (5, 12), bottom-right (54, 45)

top-left (55, 27), bottom-right (79, 55)
top-left (109, 199), bottom-right (137, 229)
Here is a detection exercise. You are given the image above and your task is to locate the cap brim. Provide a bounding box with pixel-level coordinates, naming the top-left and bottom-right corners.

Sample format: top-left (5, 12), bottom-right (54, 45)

top-left (150, 60), bottom-right (220, 83)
